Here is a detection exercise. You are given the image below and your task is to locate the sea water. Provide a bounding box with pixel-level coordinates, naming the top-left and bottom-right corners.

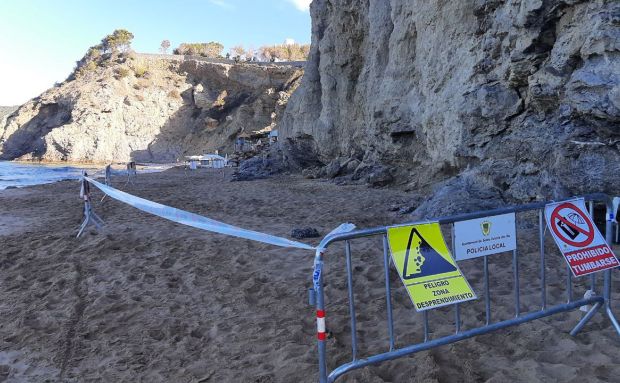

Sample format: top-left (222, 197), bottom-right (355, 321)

top-left (0, 161), bottom-right (96, 190)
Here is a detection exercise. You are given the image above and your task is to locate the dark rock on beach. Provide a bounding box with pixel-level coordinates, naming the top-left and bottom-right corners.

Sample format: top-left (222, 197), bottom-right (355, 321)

top-left (290, 227), bottom-right (320, 239)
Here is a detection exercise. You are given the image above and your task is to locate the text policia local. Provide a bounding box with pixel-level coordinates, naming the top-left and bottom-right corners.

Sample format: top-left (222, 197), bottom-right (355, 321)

top-left (466, 242), bottom-right (506, 255)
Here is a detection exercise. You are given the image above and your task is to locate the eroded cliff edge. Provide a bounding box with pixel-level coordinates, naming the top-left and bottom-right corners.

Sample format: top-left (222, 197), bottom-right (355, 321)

top-left (0, 55), bottom-right (301, 163)
top-left (281, 0), bottom-right (619, 212)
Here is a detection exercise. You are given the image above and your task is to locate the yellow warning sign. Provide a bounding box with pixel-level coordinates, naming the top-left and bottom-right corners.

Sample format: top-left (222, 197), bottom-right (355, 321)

top-left (387, 223), bottom-right (477, 311)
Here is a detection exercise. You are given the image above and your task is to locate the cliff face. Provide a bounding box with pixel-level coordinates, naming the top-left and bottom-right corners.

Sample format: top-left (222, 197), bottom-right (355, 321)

top-left (0, 106), bottom-right (17, 130)
top-left (0, 55), bottom-right (301, 163)
top-left (281, 0), bottom-right (620, 210)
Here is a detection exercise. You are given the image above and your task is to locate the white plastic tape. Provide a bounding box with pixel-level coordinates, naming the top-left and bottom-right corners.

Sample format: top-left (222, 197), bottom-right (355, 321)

top-left (84, 176), bottom-right (315, 250)
top-left (612, 197), bottom-right (619, 223)
top-left (317, 223), bottom-right (356, 252)
top-left (312, 222), bottom-right (356, 291)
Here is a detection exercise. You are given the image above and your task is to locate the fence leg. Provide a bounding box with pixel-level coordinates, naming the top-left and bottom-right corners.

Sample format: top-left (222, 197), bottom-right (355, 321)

top-left (345, 241), bottom-right (358, 359)
top-left (603, 201), bottom-right (620, 336)
top-left (77, 200), bottom-right (104, 238)
top-left (539, 210), bottom-right (546, 310)
top-left (606, 305), bottom-right (620, 336)
top-left (76, 174), bottom-right (105, 238)
top-left (570, 302), bottom-right (601, 336)
top-left (76, 204), bottom-right (90, 238)
top-left (315, 250), bottom-right (328, 383)
top-left (604, 269), bottom-right (620, 336)
top-left (382, 235), bottom-right (395, 351)
top-left (589, 202), bottom-right (596, 292)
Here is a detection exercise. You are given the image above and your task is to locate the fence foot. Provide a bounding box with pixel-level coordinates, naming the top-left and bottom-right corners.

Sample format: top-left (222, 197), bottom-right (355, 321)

top-left (91, 211), bottom-right (104, 228)
top-left (606, 307), bottom-right (620, 337)
top-left (76, 207), bottom-right (104, 238)
top-left (570, 302), bottom-right (601, 336)
top-left (76, 218), bottom-right (89, 238)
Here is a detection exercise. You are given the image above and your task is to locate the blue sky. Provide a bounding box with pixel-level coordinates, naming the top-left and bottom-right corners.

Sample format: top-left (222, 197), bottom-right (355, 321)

top-left (0, 0), bottom-right (311, 105)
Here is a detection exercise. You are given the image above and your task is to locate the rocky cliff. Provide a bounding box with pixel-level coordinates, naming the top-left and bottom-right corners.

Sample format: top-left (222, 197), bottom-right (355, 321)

top-left (281, 0), bottom-right (620, 211)
top-left (0, 55), bottom-right (301, 163)
top-left (0, 106), bottom-right (17, 129)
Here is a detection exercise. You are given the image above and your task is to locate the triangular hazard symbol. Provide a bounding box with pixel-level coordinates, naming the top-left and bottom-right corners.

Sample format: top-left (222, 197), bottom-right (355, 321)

top-left (403, 228), bottom-right (456, 280)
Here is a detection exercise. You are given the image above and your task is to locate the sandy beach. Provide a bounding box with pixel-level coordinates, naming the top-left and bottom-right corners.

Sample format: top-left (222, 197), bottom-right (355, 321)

top-left (1, 168), bottom-right (619, 382)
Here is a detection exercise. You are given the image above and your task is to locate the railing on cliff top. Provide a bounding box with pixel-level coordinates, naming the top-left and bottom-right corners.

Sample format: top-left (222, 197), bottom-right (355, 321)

top-left (135, 53), bottom-right (306, 68)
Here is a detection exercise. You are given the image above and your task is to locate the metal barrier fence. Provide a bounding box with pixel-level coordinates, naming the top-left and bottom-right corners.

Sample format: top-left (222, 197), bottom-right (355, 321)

top-left (312, 193), bottom-right (620, 382)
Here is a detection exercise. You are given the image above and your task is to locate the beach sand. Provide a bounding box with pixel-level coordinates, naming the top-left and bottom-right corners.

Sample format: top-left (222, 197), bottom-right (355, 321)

top-left (0, 168), bottom-right (619, 382)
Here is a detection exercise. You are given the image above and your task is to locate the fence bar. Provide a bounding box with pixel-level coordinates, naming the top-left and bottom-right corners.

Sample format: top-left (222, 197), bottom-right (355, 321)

top-left (345, 241), bottom-right (358, 360)
top-left (318, 194), bottom-right (619, 382)
top-left (423, 311), bottom-right (429, 342)
top-left (450, 225), bottom-right (461, 334)
top-left (606, 306), bottom-right (620, 335)
top-left (484, 255), bottom-right (491, 325)
top-left (603, 200), bottom-right (620, 336)
top-left (327, 296), bottom-right (602, 382)
top-left (454, 304), bottom-right (461, 334)
top-left (570, 302), bottom-right (602, 336)
top-left (382, 235), bottom-right (395, 351)
top-left (539, 210), bottom-right (546, 310)
top-left (588, 201), bottom-right (596, 292)
top-left (315, 251), bottom-right (328, 383)
top-left (513, 248), bottom-right (520, 317)
top-left (319, 194), bottom-right (609, 245)
top-left (566, 265), bottom-right (573, 303)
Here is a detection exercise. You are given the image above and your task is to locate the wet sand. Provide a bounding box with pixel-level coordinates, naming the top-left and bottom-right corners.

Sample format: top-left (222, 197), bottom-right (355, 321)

top-left (0, 167), bottom-right (619, 382)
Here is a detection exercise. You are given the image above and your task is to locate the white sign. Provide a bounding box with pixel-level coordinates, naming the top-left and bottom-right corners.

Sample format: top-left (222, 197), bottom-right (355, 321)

top-left (454, 213), bottom-right (516, 260)
top-left (544, 198), bottom-right (619, 277)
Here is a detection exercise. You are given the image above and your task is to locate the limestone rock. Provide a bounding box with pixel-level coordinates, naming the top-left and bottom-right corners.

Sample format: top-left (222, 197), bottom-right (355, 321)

top-left (0, 55), bottom-right (302, 163)
top-left (281, 0), bottom-right (620, 203)
top-left (204, 117), bottom-right (218, 130)
top-left (193, 84), bottom-right (214, 109)
top-left (324, 159), bottom-right (342, 178)
top-left (367, 166), bottom-right (394, 187)
top-left (231, 148), bottom-right (288, 181)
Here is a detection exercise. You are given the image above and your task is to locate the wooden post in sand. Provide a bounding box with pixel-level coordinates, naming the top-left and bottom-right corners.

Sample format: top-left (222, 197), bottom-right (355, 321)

top-left (101, 164), bottom-right (112, 202)
top-left (126, 161), bottom-right (137, 186)
top-left (77, 172), bottom-right (104, 238)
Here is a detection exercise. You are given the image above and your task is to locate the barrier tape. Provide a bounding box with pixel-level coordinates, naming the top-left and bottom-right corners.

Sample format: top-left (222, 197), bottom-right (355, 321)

top-left (311, 223), bottom-right (356, 291)
top-left (83, 176), bottom-right (355, 251)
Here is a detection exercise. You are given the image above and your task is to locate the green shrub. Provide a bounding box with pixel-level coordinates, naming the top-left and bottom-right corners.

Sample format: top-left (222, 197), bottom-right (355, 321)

top-left (174, 42), bottom-right (223, 58)
top-left (115, 67), bottom-right (131, 79)
top-left (69, 29), bottom-right (135, 81)
top-left (102, 29), bottom-right (134, 53)
top-left (134, 65), bottom-right (148, 78)
top-left (259, 42), bottom-right (310, 61)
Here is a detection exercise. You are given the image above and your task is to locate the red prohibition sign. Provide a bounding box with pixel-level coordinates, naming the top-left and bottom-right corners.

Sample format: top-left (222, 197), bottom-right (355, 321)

top-left (550, 203), bottom-right (595, 247)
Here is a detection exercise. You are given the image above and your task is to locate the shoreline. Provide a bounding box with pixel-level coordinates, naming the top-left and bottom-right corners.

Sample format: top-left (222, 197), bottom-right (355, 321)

top-left (2, 159), bottom-right (183, 167)
top-left (0, 161), bottom-right (175, 191)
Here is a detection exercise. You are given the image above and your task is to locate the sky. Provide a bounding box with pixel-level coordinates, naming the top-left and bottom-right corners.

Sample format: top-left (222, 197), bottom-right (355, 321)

top-left (0, 0), bottom-right (311, 105)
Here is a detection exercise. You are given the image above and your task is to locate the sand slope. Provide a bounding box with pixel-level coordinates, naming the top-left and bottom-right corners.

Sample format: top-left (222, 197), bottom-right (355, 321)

top-left (0, 168), bottom-right (619, 382)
